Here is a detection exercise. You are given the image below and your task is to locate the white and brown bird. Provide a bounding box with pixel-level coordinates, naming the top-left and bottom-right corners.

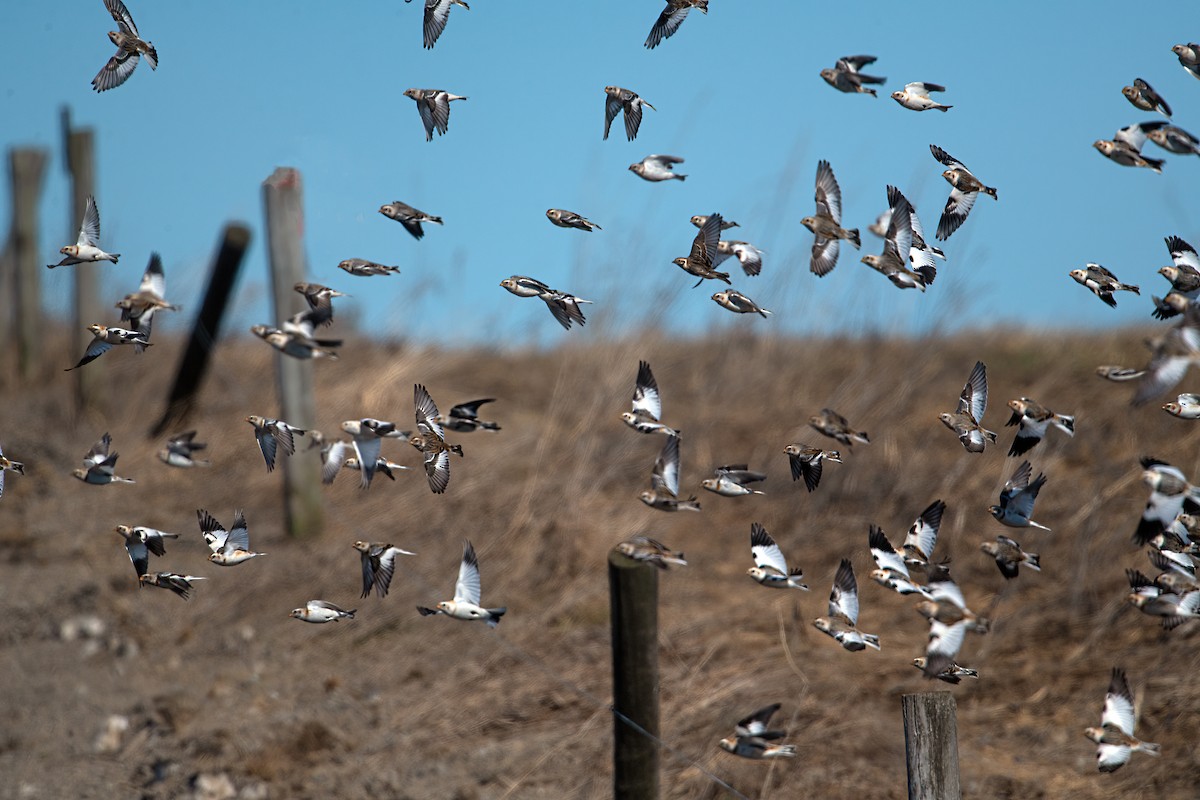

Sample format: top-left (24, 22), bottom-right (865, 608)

top-left (644, 0), bottom-right (707, 49)
top-left (0, 444), bottom-right (25, 499)
top-left (718, 703), bottom-right (797, 760)
top-left (809, 408), bottom-right (868, 447)
top-left (66, 324), bottom-right (150, 371)
top-left (246, 416), bottom-right (306, 473)
top-left (939, 360), bottom-right (996, 453)
top-left (402, 89), bottom-right (468, 141)
top-left (621, 360), bottom-right (678, 436)
top-left (916, 566), bottom-right (988, 678)
top-left (545, 208), bottom-right (601, 232)
top-left (819, 54), bottom-right (886, 97)
top-left (801, 160), bottom-right (860, 277)
top-left (614, 536), bottom-right (687, 570)
top-left (418, 0), bottom-right (469, 49)
top-left (114, 524), bottom-right (179, 579)
top-left (711, 289), bottom-right (771, 317)
top-left (293, 282), bottom-right (348, 328)
top-left (1173, 43), bottom-right (1200, 80)
top-left (1094, 123), bottom-right (1166, 173)
top-left (250, 318), bottom-right (341, 360)
top-left (353, 541), bottom-right (416, 599)
top-left (433, 398), bottom-right (501, 433)
top-left (639, 434), bottom-right (701, 512)
top-left (713, 240), bottom-right (765, 277)
top-left (73, 432), bottom-right (134, 485)
top-left (1005, 398), bottom-right (1075, 456)
top-left (989, 460), bottom-right (1049, 531)
top-left (200, 508), bottom-right (265, 566)
top-left (337, 258), bottom-right (401, 277)
top-left (139, 572), bottom-right (204, 600)
top-left (116, 253), bottom-right (179, 351)
top-left (603, 86), bottom-right (655, 141)
top-left (891, 82), bottom-right (952, 112)
top-left (1122, 79), bottom-right (1171, 118)
top-left (91, 0), bottom-right (157, 93)
top-left (340, 417), bottom-right (406, 490)
top-left (747, 523), bottom-right (807, 590)
top-left (1145, 123), bottom-right (1200, 157)
top-left (784, 444), bottom-right (841, 493)
top-left (813, 558), bottom-right (879, 651)
top-left (930, 144), bottom-right (997, 240)
top-left (50, 195), bottom-right (119, 268)
top-left (701, 464), bottom-right (766, 497)
top-left (1084, 668), bottom-right (1160, 772)
top-left (290, 601), bottom-right (356, 624)
top-left (1132, 301), bottom-right (1200, 405)
top-left (410, 384), bottom-right (464, 494)
top-left (867, 524), bottom-right (933, 599)
top-left (629, 154), bottom-right (686, 182)
top-left (862, 188), bottom-right (934, 291)
top-left (1133, 457), bottom-right (1200, 546)
top-left (980, 535), bottom-right (1040, 579)
top-left (416, 540), bottom-right (506, 627)
top-left (673, 213), bottom-right (730, 287)
top-left (1070, 263), bottom-right (1140, 308)
top-left (379, 201), bottom-right (443, 240)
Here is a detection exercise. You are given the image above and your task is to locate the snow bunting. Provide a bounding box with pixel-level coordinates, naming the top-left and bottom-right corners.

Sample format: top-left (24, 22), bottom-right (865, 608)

top-left (73, 433), bottom-right (134, 485)
top-left (114, 524), bottom-right (179, 579)
top-left (66, 324), bottom-right (149, 370)
top-left (1132, 302), bottom-right (1200, 405)
top-left (784, 444), bottom-right (841, 492)
top-left (621, 360), bottom-right (678, 436)
top-left (1005, 397), bottom-right (1075, 456)
top-left (939, 360), bottom-right (996, 452)
top-left (1172, 43), bottom-right (1200, 80)
top-left (644, 0), bottom-right (707, 49)
top-left (814, 558), bottom-right (879, 651)
top-left (801, 160), bottom-right (860, 277)
top-left (1163, 393), bottom-right (1200, 419)
top-left (0, 445), bottom-right (23, 498)
top-left (714, 241), bottom-right (764, 277)
top-left (379, 201), bottom-right (443, 240)
top-left (293, 282), bottom-right (348, 329)
top-left (867, 524), bottom-right (933, 599)
top-left (337, 258), bottom-right (400, 277)
top-left (930, 144), bottom-right (997, 240)
top-left (340, 418), bottom-right (404, 490)
top-left (711, 289), bottom-right (770, 317)
top-left (891, 82), bottom-right (952, 112)
top-left (1069, 263), bottom-right (1140, 308)
top-left (1145, 123), bottom-right (1200, 156)
top-left (989, 460), bottom-right (1050, 531)
top-left (629, 154), bottom-right (686, 182)
top-left (546, 208), bottom-right (601, 232)
top-left (916, 566), bottom-right (987, 678)
top-left (718, 703), bottom-right (797, 759)
top-left (862, 188), bottom-right (933, 290)
top-left (199, 508), bottom-right (265, 566)
top-left (639, 434), bottom-right (701, 512)
top-left (614, 535), bottom-right (687, 569)
top-left (808, 408), bottom-right (868, 447)
top-left (1084, 668), bottom-right (1160, 772)
top-left (1094, 123), bottom-right (1165, 173)
top-left (1122, 79), bottom-right (1171, 118)
top-left (410, 384), bottom-right (464, 494)
top-left (1097, 365), bottom-right (1146, 382)
top-left (139, 572), bottom-right (204, 600)
top-left (604, 86), bottom-right (655, 141)
top-left (49, 195), bottom-right (119, 268)
top-left (912, 658), bottom-right (978, 684)
top-left (701, 465), bottom-right (766, 497)
top-left (164, 441), bottom-right (205, 479)
top-left (673, 213), bottom-right (731, 287)
top-left (691, 214), bottom-right (739, 231)
top-left (91, 0), bottom-right (157, 92)
top-left (499, 275), bottom-right (591, 330)
top-left (116, 253), bottom-right (179, 351)
top-left (416, 539), bottom-right (506, 627)
top-left (419, 0), bottom-right (469, 49)
top-left (1133, 457), bottom-right (1200, 545)
top-left (246, 416), bottom-right (306, 473)
top-left (250, 321), bottom-right (341, 360)
top-left (353, 541), bottom-right (416, 599)
top-left (290, 600), bottom-right (356, 623)
top-left (747, 523), bottom-right (807, 590)
top-left (403, 89), bottom-right (467, 141)
top-left (980, 535), bottom-right (1040, 579)
top-left (434, 398), bottom-right (501, 433)
top-left (819, 54), bottom-right (886, 97)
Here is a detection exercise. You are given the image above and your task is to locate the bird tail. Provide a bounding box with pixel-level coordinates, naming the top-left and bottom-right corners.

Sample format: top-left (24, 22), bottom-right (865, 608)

top-left (983, 428), bottom-right (998, 443)
top-left (917, 265), bottom-right (937, 286)
top-left (937, 105), bottom-right (953, 112)
top-left (983, 187), bottom-right (998, 200)
top-left (1024, 553), bottom-right (1041, 572)
top-left (853, 431), bottom-right (870, 445)
top-left (485, 608), bottom-right (507, 627)
top-left (110, 253), bottom-right (121, 263)
top-left (450, 444), bottom-right (464, 456)
top-left (862, 633), bottom-right (881, 651)
top-left (1119, 283), bottom-right (1141, 295)
top-left (9, 461), bottom-right (25, 475)
top-left (826, 451), bottom-right (842, 462)
top-left (1146, 157), bottom-right (1165, 174)
top-left (428, 216), bottom-right (445, 226)
top-left (758, 308), bottom-right (772, 318)
top-left (716, 270), bottom-right (731, 284)
top-left (1052, 414), bottom-right (1076, 436)
top-left (848, 229), bottom-right (862, 249)
top-left (675, 174), bottom-right (687, 181)
top-left (681, 498), bottom-right (702, 512)
top-left (863, 88), bottom-right (878, 97)
top-left (1137, 740), bottom-right (1162, 757)
top-left (769, 745), bottom-right (797, 758)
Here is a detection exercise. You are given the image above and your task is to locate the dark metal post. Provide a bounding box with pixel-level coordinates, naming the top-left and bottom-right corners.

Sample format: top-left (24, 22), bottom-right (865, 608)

top-left (902, 692), bottom-right (962, 800)
top-left (8, 148), bottom-right (48, 381)
top-left (608, 550), bottom-right (660, 800)
top-left (262, 167), bottom-right (323, 539)
top-left (150, 223), bottom-right (251, 438)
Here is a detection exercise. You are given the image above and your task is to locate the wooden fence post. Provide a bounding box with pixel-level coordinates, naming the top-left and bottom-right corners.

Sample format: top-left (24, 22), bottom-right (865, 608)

top-left (150, 223), bottom-right (251, 438)
top-left (608, 550), bottom-right (660, 800)
top-left (62, 109), bottom-right (102, 412)
top-left (8, 148), bottom-right (48, 381)
top-left (902, 692), bottom-right (962, 800)
top-left (262, 167), bottom-right (323, 539)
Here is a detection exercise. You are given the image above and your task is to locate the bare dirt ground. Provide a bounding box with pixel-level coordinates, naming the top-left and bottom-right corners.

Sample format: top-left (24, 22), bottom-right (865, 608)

top-left (1, 327), bottom-right (1198, 799)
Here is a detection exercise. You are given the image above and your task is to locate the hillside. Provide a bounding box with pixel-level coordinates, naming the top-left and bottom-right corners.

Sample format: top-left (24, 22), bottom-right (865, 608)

top-left (1, 327), bottom-right (1197, 800)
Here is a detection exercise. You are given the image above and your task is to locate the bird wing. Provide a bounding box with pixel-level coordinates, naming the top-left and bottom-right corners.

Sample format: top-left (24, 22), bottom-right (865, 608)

top-left (449, 398), bottom-right (494, 420)
top-left (104, 0), bottom-right (139, 36)
top-left (454, 540), bottom-right (483, 605)
top-left (646, 154), bottom-right (684, 167)
top-left (256, 427), bottom-right (279, 471)
top-left (957, 361), bottom-right (988, 421)
top-left (829, 558), bottom-right (859, 623)
top-left (644, 4), bottom-right (690, 49)
top-left (430, 92), bottom-right (452, 135)
top-left (79, 195), bottom-right (101, 247)
top-left (810, 236), bottom-right (840, 278)
top-left (69, 337), bottom-right (112, 370)
top-left (1101, 669), bottom-right (1136, 735)
top-left (414, 384), bottom-right (445, 440)
top-left (137, 252), bottom-right (165, 298)
top-left (424, 449), bottom-right (451, 494)
top-left (884, 190), bottom-right (914, 268)
top-left (650, 435), bottom-right (681, 497)
top-left (350, 435), bottom-right (382, 489)
top-left (904, 499), bottom-right (944, 561)
top-left (815, 160), bottom-right (842, 224)
top-left (321, 440), bottom-right (352, 484)
top-left (603, 92), bottom-right (622, 140)
top-left (631, 360), bottom-right (663, 420)
top-left (423, 0), bottom-right (455, 49)
top-left (750, 523), bottom-right (788, 575)
top-left (225, 509), bottom-right (251, 552)
top-left (197, 509), bottom-right (228, 554)
top-left (929, 144), bottom-right (968, 172)
top-left (92, 49), bottom-right (140, 93)
top-left (689, 213), bottom-right (722, 265)
top-left (623, 99), bottom-right (644, 141)
top-left (735, 703), bottom-right (782, 738)
top-left (869, 525), bottom-right (910, 578)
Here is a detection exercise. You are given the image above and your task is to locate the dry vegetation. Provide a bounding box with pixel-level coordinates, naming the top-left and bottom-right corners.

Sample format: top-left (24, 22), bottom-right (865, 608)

top-left (1, 325), bottom-right (1199, 799)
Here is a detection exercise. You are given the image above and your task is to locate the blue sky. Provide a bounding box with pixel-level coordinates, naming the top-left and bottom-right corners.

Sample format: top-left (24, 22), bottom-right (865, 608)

top-left (3, 2), bottom-right (1198, 346)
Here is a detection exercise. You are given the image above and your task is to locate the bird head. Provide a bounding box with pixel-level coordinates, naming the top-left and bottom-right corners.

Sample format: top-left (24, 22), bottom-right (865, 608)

top-left (289, 609), bottom-right (304, 619)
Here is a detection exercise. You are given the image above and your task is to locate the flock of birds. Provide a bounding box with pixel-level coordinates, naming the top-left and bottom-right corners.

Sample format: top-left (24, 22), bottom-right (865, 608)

top-left (4, 0), bottom-right (1200, 778)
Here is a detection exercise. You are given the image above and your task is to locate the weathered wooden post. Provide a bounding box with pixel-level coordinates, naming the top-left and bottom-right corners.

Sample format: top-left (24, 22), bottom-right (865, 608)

top-left (8, 147), bottom-right (48, 381)
top-left (902, 692), bottom-right (962, 800)
top-left (62, 108), bottom-right (102, 411)
top-left (150, 223), bottom-right (251, 438)
top-left (262, 167), bottom-right (323, 539)
top-left (608, 550), bottom-right (660, 800)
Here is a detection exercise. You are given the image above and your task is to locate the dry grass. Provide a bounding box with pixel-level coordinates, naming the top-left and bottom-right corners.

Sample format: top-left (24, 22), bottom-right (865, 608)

top-left (1, 325), bottom-right (1199, 799)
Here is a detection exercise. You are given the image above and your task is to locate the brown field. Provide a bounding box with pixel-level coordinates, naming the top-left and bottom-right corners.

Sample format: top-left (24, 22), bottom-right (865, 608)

top-left (1, 326), bottom-right (1198, 800)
